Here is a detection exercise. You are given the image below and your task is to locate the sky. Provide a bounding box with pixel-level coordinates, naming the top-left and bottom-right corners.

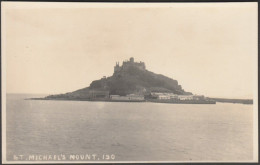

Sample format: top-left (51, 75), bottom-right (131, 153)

top-left (2, 2), bottom-right (258, 99)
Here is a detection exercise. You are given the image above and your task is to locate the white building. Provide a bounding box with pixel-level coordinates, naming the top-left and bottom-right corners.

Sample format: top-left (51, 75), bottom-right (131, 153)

top-left (151, 92), bottom-right (174, 100)
top-left (127, 94), bottom-right (145, 100)
top-left (158, 95), bottom-right (171, 100)
top-left (178, 95), bottom-right (193, 100)
top-left (151, 92), bottom-right (205, 101)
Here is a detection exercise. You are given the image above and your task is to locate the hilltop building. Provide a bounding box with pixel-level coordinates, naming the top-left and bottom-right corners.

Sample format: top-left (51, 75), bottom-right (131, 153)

top-left (114, 57), bottom-right (146, 74)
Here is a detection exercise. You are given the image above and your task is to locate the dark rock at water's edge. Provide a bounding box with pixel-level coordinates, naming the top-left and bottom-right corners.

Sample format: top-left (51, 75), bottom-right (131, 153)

top-left (45, 57), bottom-right (192, 100)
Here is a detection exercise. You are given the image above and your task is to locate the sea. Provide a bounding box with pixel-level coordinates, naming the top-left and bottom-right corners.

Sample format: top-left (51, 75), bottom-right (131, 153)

top-left (5, 94), bottom-right (254, 162)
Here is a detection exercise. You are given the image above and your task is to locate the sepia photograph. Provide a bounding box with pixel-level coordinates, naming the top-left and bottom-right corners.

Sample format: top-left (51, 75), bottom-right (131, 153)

top-left (1, 1), bottom-right (258, 163)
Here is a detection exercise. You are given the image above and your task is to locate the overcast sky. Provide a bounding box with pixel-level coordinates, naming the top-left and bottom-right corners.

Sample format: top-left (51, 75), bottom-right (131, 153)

top-left (2, 2), bottom-right (257, 99)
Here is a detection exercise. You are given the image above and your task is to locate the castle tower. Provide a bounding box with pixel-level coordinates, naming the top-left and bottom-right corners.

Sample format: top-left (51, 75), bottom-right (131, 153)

top-left (114, 62), bottom-right (120, 73)
top-left (130, 57), bottom-right (134, 63)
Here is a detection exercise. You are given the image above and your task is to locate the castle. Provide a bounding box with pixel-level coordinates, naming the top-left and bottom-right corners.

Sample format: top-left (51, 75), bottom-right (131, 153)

top-left (114, 57), bottom-right (146, 74)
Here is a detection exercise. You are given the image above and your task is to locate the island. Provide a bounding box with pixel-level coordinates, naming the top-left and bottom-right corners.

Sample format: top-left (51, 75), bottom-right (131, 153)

top-left (30, 57), bottom-right (252, 105)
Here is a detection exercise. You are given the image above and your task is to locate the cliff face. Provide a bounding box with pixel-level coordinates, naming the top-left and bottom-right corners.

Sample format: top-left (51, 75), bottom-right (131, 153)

top-left (46, 58), bottom-right (191, 99)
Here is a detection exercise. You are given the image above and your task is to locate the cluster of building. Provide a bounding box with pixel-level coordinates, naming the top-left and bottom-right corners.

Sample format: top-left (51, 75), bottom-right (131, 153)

top-left (88, 90), bottom-right (206, 101)
top-left (109, 92), bottom-right (205, 101)
top-left (150, 92), bottom-right (205, 101)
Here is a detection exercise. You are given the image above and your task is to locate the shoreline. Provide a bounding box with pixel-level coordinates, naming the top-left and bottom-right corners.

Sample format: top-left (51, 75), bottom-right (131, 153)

top-left (27, 98), bottom-right (217, 104)
top-left (26, 97), bottom-right (254, 105)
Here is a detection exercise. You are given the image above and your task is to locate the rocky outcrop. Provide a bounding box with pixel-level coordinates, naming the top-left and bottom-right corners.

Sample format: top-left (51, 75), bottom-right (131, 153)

top-left (46, 58), bottom-right (191, 99)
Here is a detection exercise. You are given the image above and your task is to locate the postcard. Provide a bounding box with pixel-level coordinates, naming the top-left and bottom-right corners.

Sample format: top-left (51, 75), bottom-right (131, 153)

top-left (1, 1), bottom-right (258, 163)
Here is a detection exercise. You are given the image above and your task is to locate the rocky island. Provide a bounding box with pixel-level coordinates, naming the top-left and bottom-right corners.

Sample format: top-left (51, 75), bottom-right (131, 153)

top-left (32, 57), bottom-right (217, 104)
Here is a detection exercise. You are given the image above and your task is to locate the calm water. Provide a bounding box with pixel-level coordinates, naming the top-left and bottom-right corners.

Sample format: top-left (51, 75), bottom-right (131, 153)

top-left (6, 94), bottom-right (253, 161)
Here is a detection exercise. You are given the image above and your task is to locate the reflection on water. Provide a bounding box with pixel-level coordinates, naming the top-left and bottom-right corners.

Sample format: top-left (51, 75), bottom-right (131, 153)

top-left (6, 94), bottom-right (253, 161)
